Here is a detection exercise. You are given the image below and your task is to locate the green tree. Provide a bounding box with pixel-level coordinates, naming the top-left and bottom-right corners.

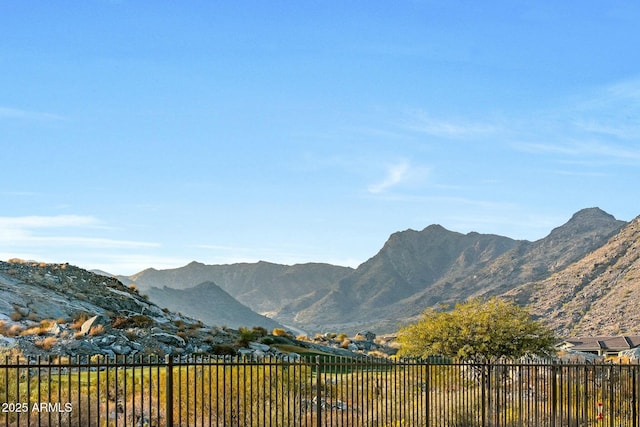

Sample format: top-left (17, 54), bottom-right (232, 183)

top-left (397, 297), bottom-right (556, 361)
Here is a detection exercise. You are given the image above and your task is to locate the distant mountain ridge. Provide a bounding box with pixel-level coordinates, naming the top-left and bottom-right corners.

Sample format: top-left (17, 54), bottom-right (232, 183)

top-left (127, 261), bottom-right (352, 316)
top-left (129, 207), bottom-right (633, 335)
top-left (285, 225), bottom-right (519, 331)
top-left (145, 281), bottom-right (285, 330)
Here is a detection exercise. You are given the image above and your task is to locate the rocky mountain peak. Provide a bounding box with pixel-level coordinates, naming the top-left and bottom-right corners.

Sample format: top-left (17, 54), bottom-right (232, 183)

top-left (546, 207), bottom-right (623, 241)
top-left (506, 214), bottom-right (640, 335)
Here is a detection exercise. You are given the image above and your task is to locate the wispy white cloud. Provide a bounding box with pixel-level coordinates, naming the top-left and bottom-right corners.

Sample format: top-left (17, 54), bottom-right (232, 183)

top-left (0, 214), bottom-right (98, 229)
top-left (567, 78), bottom-right (640, 141)
top-left (0, 191), bottom-right (39, 197)
top-left (0, 106), bottom-right (65, 121)
top-left (600, 77), bottom-right (640, 103)
top-left (402, 110), bottom-right (501, 139)
top-left (0, 215), bottom-right (157, 249)
top-left (367, 161), bottom-right (412, 194)
top-left (513, 140), bottom-right (640, 162)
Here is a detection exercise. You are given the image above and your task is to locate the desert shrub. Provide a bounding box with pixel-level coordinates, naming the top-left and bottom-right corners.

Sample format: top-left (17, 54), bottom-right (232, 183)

top-left (35, 337), bottom-right (57, 350)
top-left (6, 324), bottom-right (24, 337)
top-left (40, 319), bottom-right (57, 328)
top-left (19, 325), bottom-right (48, 336)
top-left (252, 326), bottom-right (268, 337)
top-left (212, 344), bottom-right (237, 356)
top-left (261, 337), bottom-right (275, 345)
top-left (70, 313), bottom-right (89, 330)
top-left (173, 319), bottom-right (186, 330)
top-left (236, 327), bottom-right (258, 347)
top-left (187, 320), bottom-right (204, 330)
top-left (88, 324), bottom-right (105, 336)
top-left (129, 315), bottom-right (154, 327)
top-left (112, 315), bottom-right (154, 329)
top-left (272, 328), bottom-right (292, 338)
top-left (111, 317), bottom-right (128, 328)
top-left (125, 330), bottom-right (139, 341)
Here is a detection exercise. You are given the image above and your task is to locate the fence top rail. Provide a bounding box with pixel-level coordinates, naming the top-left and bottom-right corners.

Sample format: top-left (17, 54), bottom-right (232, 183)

top-left (2, 353), bottom-right (640, 369)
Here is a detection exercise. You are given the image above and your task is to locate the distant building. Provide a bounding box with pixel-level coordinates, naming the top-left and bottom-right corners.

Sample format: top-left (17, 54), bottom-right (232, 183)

top-left (557, 336), bottom-right (640, 357)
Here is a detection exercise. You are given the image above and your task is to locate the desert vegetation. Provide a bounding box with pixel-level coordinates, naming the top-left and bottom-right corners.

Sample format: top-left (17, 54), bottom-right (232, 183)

top-left (397, 297), bottom-right (557, 361)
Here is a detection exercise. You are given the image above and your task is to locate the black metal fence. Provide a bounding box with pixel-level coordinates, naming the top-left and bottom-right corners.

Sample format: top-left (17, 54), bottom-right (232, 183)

top-left (1, 354), bottom-right (639, 426)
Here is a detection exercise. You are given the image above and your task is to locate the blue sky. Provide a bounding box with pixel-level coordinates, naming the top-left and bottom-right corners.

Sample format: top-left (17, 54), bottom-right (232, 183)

top-left (2, 1), bottom-right (639, 275)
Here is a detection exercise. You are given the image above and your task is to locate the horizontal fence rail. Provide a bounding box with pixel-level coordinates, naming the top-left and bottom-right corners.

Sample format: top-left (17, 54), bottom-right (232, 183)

top-left (0, 354), bottom-right (639, 426)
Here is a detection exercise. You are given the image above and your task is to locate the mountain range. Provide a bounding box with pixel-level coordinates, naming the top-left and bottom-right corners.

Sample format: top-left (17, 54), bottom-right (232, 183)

top-left (126, 207), bottom-right (638, 336)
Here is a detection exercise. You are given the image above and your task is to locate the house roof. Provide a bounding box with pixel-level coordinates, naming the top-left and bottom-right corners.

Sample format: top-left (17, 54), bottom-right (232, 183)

top-left (560, 336), bottom-right (640, 352)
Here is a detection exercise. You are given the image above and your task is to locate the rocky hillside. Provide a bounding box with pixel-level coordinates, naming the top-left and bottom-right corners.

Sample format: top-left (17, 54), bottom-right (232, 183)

top-left (506, 214), bottom-right (640, 336)
top-left (0, 260), bottom-right (244, 358)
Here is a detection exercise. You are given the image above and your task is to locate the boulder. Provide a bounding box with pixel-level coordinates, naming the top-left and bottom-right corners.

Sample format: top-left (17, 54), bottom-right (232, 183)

top-left (79, 315), bottom-right (110, 336)
top-left (66, 340), bottom-right (101, 355)
top-left (49, 322), bottom-right (63, 336)
top-left (150, 332), bottom-right (186, 347)
top-left (356, 331), bottom-right (376, 341)
top-left (249, 342), bottom-right (270, 352)
top-left (0, 336), bottom-right (17, 349)
top-left (237, 348), bottom-right (253, 357)
top-left (111, 344), bottom-right (132, 355)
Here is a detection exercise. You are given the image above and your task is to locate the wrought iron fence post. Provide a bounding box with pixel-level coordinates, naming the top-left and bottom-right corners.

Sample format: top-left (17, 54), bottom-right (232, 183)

top-left (633, 364), bottom-right (638, 427)
top-left (481, 362), bottom-right (487, 427)
top-left (165, 355), bottom-right (174, 427)
top-left (551, 363), bottom-right (558, 427)
top-left (315, 355), bottom-right (322, 427)
top-left (425, 360), bottom-right (430, 427)
top-left (608, 365), bottom-right (614, 427)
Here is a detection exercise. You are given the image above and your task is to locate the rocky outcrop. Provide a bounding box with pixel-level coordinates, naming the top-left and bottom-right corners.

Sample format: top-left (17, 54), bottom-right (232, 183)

top-left (506, 214), bottom-right (640, 336)
top-left (0, 260), bottom-right (240, 358)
